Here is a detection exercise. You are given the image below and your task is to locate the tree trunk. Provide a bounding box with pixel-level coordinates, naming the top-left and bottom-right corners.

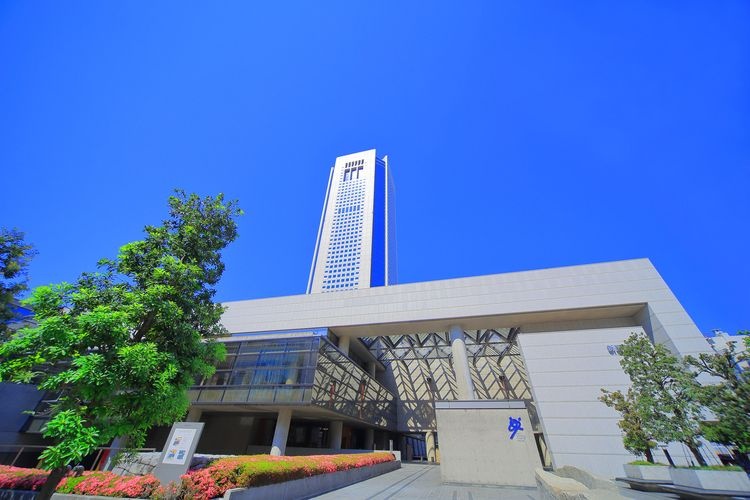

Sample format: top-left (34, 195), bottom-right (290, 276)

top-left (687, 443), bottom-right (707, 466)
top-left (644, 447), bottom-right (654, 463)
top-left (731, 450), bottom-right (750, 474)
top-left (37, 466), bottom-right (67, 500)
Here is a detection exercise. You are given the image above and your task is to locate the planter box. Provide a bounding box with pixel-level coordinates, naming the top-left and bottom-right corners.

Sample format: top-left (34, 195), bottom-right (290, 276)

top-left (669, 468), bottom-right (750, 492)
top-left (0, 489), bottom-right (39, 500)
top-left (223, 459), bottom-right (401, 500)
top-left (623, 464), bottom-right (671, 482)
top-left (4, 460), bottom-right (401, 500)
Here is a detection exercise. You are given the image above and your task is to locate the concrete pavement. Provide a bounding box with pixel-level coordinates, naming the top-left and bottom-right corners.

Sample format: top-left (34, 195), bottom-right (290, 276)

top-left (314, 462), bottom-right (678, 500)
top-left (313, 463), bottom-right (540, 500)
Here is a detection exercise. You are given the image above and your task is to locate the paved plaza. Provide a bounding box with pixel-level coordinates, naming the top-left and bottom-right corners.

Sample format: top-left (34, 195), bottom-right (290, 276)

top-left (314, 463), bottom-right (678, 500)
top-left (315, 463), bottom-right (539, 500)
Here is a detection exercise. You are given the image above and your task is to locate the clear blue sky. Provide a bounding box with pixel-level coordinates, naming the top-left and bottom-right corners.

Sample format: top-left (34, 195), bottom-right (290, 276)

top-left (1, 2), bottom-right (748, 335)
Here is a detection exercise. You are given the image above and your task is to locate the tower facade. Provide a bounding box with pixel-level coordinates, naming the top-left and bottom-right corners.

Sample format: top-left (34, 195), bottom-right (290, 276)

top-left (307, 149), bottom-right (396, 293)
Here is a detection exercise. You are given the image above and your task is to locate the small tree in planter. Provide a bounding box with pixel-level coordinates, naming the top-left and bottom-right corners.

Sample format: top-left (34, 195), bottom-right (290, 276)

top-left (612, 332), bottom-right (708, 466)
top-left (600, 388), bottom-right (656, 462)
top-left (685, 332), bottom-right (750, 472)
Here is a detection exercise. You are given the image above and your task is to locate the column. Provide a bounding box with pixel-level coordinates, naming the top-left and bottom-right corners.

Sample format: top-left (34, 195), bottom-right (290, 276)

top-left (449, 325), bottom-right (476, 400)
top-left (186, 407), bottom-right (202, 422)
top-left (285, 352), bottom-right (301, 384)
top-left (338, 336), bottom-right (350, 356)
top-left (270, 409), bottom-right (292, 456)
top-left (285, 366), bottom-right (299, 385)
top-left (365, 428), bottom-right (375, 450)
top-left (366, 361), bottom-right (376, 377)
top-left (103, 436), bottom-right (127, 471)
top-left (329, 420), bottom-right (343, 450)
top-left (425, 431), bottom-right (436, 462)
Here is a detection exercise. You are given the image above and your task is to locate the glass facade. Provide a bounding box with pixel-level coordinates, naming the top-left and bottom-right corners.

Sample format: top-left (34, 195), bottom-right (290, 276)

top-left (190, 337), bottom-right (319, 405)
top-left (189, 336), bottom-right (397, 430)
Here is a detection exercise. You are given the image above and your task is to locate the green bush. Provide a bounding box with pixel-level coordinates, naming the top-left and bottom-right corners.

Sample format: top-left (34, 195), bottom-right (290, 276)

top-left (628, 460), bottom-right (667, 466)
top-left (683, 465), bottom-right (743, 471)
top-left (181, 452), bottom-right (396, 500)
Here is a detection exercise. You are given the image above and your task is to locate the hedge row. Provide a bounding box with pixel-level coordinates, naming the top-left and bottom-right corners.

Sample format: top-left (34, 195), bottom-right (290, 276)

top-left (0, 465), bottom-right (160, 498)
top-left (181, 452), bottom-right (395, 500)
top-left (0, 452), bottom-right (395, 500)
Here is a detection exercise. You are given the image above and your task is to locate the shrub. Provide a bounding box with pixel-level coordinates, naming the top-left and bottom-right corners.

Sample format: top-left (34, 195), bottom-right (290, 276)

top-left (628, 460), bottom-right (667, 466)
top-left (0, 465), bottom-right (50, 491)
top-left (684, 465), bottom-right (743, 471)
top-left (0, 465), bottom-right (160, 498)
top-left (57, 471), bottom-right (161, 498)
top-left (181, 452), bottom-right (395, 500)
top-left (0, 452), bottom-right (395, 500)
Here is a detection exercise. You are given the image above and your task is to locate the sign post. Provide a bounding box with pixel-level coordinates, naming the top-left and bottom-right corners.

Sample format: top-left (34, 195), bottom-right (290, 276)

top-left (153, 422), bottom-right (204, 485)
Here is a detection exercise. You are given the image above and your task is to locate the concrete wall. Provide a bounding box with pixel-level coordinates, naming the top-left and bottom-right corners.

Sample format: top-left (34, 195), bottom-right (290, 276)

top-left (435, 402), bottom-right (542, 487)
top-left (221, 259), bottom-right (707, 361)
top-left (518, 326), bottom-right (638, 478)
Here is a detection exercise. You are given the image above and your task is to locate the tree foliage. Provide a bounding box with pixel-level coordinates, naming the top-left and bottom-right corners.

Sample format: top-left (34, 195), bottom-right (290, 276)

top-left (610, 332), bottom-right (707, 466)
top-left (0, 228), bottom-right (36, 340)
top-left (600, 388), bottom-right (656, 462)
top-left (0, 191), bottom-right (242, 491)
top-left (685, 332), bottom-right (750, 455)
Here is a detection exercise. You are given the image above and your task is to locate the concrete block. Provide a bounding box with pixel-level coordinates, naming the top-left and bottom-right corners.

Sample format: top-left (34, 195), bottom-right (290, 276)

top-left (669, 468), bottom-right (750, 492)
top-left (436, 404), bottom-right (542, 487)
top-left (622, 464), bottom-right (671, 482)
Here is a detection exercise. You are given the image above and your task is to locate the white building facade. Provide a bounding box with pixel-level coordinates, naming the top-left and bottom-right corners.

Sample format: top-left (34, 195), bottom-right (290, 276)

top-left (195, 258), bottom-right (715, 480)
top-left (307, 149), bottom-right (396, 294)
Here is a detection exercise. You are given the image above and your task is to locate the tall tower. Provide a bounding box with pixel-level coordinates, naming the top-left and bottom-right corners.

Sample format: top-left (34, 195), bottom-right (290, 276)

top-left (307, 149), bottom-right (396, 293)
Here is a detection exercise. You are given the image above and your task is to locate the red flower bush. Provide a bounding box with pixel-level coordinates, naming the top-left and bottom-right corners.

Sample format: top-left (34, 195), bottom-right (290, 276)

top-left (0, 452), bottom-right (395, 500)
top-left (57, 472), bottom-right (161, 498)
top-left (181, 452), bottom-right (395, 500)
top-left (0, 465), bottom-right (159, 498)
top-left (0, 465), bottom-right (49, 491)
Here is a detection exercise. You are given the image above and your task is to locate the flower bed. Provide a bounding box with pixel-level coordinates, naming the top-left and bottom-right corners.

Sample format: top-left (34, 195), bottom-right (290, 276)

top-left (181, 452), bottom-right (396, 500)
top-left (57, 472), bottom-right (161, 498)
top-left (0, 465), bottom-right (50, 491)
top-left (0, 466), bottom-right (160, 498)
top-left (0, 452), bottom-right (396, 500)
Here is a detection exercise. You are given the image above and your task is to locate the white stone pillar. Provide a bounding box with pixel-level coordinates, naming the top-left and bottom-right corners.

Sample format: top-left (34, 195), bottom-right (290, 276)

top-left (367, 361), bottom-right (376, 377)
top-left (270, 409), bottom-right (292, 456)
top-left (186, 407), bottom-right (202, 422)
top-left (338, 336), bottom-right (350, 356)
top-left (285, 366), bottom-right (299, 385)
top-left (365, 428), bottom-right (375, 450)
top-left (425, 430), bottom-right (436, 462)
top-left (449, 325), bottom-right (476, 400)
top-left (329, 420), bottom-right (343, 450)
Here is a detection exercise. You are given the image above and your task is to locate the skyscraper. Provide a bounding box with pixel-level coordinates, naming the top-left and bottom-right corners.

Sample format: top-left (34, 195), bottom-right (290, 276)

top-left (307, 149), bottom-right (396, 293)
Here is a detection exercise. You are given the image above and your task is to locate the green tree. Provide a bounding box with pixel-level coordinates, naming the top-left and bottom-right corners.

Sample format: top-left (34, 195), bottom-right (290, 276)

top-left (0, 227), bottom-right (36, 340)
top-left (685, 332), bottom-right (750, 469)
top-left (0, 191), bottom-right (242, 500)
top-left (600, 387), bottom-right (656, 462)
top-left (616, 332), bottom-right (707, 466)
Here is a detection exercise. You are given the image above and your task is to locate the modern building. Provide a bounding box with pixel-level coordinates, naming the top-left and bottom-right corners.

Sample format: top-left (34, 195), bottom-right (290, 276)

top-left (182, 258), bottom-right (714, 483)
top-left (307, 149), bottom-right (396, 294)
top-left (0, 152), bottom-right (720, 485)
top-left (706, 329), bottom-right (749, 372)
top-left (173, 152), bottom-right (717, 484)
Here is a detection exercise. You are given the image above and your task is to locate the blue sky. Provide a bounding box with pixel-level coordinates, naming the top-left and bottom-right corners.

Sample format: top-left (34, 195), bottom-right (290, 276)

top-left (1, 2), bottom-right (748, 335)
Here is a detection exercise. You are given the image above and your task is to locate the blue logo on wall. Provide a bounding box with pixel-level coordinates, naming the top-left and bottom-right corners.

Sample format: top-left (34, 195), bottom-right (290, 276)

top-left (508, 416), bottom-right (523, 439)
